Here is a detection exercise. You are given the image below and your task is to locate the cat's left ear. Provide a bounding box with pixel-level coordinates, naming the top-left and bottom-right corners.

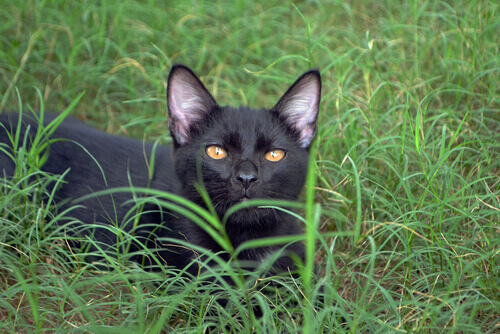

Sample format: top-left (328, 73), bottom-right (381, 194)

top-left (272, 70), bottom-right (321, 148)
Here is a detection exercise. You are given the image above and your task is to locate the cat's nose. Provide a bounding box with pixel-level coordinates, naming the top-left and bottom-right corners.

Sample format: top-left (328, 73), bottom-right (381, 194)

top-left (236, 173), bottom-right (259, 190)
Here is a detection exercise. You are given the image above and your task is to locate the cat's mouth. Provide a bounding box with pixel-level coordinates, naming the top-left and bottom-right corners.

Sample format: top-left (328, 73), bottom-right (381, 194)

top-left (235, 193), bottom-right (249, 203)
top-left (225, 186), bottom-right (261, 205)
top-left (240, 188), bottom-right (258, 202)
top-left (236, 188), bottom-right (253, 202)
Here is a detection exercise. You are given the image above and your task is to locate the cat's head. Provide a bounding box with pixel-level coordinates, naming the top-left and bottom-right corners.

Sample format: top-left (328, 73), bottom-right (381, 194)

top-left (167, 64), bottom-right (321, 225)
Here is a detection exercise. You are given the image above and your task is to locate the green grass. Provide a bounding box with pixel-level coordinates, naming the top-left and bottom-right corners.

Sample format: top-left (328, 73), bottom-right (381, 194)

top-left (0, 0), bottom-right (498, 332)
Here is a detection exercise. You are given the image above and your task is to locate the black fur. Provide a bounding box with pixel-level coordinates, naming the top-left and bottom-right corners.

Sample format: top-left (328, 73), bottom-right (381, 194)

top-left (0, 64), bottom-right (321, 275)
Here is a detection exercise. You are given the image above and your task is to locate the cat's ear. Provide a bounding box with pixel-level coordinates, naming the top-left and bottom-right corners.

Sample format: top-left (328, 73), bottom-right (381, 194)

top-left (167, 64), bottom-right (218, 146)
top-left (272, 70), bottom-right (321, 148)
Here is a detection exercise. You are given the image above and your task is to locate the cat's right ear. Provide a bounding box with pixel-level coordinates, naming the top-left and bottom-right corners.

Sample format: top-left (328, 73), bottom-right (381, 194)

top-left (167, 64), bottom-right (218, 146)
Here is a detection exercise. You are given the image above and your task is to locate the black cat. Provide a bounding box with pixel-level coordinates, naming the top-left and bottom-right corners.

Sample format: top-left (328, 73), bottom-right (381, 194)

top-left (0, 65), bottom-right (321, 276)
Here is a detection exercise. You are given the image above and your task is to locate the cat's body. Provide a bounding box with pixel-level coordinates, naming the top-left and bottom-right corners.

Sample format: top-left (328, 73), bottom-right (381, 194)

top-left (0, 65), bottom-right (321, 275)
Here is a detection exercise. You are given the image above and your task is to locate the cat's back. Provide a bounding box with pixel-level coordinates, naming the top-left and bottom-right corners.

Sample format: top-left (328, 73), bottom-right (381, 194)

top-left (0, 112), bottom-right (178, 223)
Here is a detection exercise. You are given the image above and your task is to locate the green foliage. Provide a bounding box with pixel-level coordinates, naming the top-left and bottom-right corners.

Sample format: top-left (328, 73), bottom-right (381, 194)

top-left (0, 0), bottom-right (498, 332)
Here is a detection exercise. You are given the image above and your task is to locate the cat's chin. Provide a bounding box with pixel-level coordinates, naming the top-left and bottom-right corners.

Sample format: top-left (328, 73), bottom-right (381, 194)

top-left (223, 205), bottom-right (276, 227)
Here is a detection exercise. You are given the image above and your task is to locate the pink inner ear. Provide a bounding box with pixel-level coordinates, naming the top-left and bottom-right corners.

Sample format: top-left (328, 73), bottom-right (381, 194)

top-left (281, 76), bottom-right (320, 148)
top-left (168, 83), bottom-right (192, 145)
top-left (168, 89), bottom-right (190, 145)
top-left (168, 70), bottom-right (214, 145)
top-left (169, 86), bottom-right (186, 123)
top-left (169, 80), bottom-right (206, 121)
top-left (298, 126), bottom-right (315, 148)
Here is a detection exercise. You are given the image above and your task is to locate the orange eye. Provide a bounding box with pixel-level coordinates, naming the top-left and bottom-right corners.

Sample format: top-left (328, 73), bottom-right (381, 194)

top-left (206, 145), bottom-right (228, 159)
top-left (265, 149), bottom-right (285, 162)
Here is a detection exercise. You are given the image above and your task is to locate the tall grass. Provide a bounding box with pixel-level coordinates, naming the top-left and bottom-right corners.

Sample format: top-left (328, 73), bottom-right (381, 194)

top-left (1, 0), bottom-right (498, 332)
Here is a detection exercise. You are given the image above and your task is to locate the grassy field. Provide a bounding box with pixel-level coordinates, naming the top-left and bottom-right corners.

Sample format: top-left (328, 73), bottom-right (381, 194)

top-left (0, 0), bottom-right (498, 332)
